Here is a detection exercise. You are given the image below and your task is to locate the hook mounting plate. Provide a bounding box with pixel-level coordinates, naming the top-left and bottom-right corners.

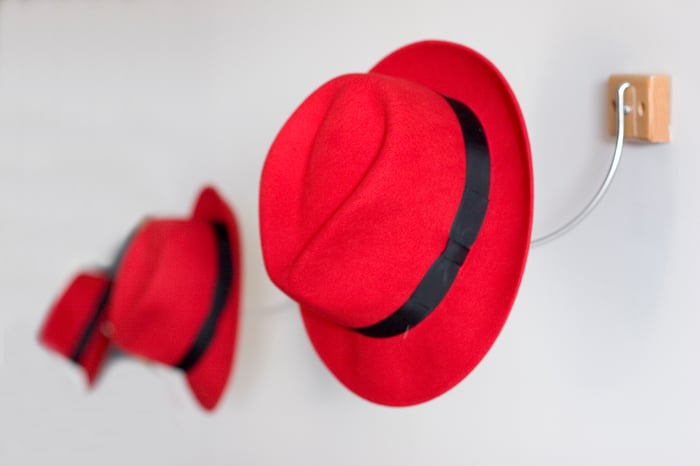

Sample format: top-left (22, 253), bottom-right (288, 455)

top-left (607, 74), bottom-right (670, 143)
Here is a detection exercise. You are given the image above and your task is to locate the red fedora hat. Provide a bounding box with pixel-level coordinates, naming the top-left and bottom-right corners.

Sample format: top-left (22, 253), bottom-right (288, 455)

top-left (108, 186), bottom-right (241, 410)
top-left (40, 272), bottom-right (113, 385)
top-left (40, 187), bottom-right (241, 410)
top-left (260, 40), bottom-right (533, 406)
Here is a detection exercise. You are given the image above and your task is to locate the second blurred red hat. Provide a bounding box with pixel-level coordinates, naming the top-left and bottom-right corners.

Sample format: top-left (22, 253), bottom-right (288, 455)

top-left (40, 186), bottom-right (241, 411)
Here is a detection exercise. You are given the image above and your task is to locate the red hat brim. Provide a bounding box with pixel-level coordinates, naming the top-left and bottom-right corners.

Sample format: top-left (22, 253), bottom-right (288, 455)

top-left (183, 186), bottom-right (242, 411)
top-left (299, 41), bottom-right (533, 406)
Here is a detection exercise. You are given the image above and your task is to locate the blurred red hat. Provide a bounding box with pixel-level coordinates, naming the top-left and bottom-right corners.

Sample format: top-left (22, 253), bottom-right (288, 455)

top-left (40, 272), bottom-right (112, 385)
top-left (40, 186), bottom-right (241, 411)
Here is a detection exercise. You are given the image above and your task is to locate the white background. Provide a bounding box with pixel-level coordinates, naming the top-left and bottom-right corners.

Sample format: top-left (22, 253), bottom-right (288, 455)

top-left (1, 1), bottom-right (698, 465)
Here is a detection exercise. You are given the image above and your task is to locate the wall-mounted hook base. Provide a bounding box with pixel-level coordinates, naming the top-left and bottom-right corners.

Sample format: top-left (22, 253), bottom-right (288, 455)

top-left (607, 74), bottom-right (670, 142)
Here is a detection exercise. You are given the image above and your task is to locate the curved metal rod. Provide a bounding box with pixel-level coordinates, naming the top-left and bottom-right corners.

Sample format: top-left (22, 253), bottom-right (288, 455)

top-left (530, 82), bottom-right (631, 247)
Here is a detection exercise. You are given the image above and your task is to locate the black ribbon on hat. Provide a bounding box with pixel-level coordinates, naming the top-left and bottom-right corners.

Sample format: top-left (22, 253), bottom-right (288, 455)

top-left (69, 281), bottom-right (113, 363)
top-left (69, 225), bottom-right (138, 364)
top-left (71, 222), bottom-right (233, 373)
top-left (175, 222), bottom-right (233, 371)
top-left (352, 96), bottom-right (491, 338)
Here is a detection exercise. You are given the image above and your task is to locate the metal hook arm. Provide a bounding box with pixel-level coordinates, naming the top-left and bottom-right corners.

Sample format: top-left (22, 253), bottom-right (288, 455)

top-left (530, 82), bottom-right (630, 247)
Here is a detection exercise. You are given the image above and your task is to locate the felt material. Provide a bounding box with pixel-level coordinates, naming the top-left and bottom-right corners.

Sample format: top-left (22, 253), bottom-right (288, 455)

top-left (39, 273), bottom-right (112, 385)
top-left (260, 40), bottom-right (533, 406)
top-left (109, 186), bottom-right (241, 411)
top-left (263, 73), bottom-right (466, 327)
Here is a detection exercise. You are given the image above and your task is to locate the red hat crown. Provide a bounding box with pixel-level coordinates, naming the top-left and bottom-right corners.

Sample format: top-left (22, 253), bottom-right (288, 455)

top-left (262, 73), bottom-right (469, 328)
top-left (109, 218), bottom-right (224, 366)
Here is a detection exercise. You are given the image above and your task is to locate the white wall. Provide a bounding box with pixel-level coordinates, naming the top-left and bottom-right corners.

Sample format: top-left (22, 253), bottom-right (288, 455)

top-left (1, 1), bottom-right (698, 465)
